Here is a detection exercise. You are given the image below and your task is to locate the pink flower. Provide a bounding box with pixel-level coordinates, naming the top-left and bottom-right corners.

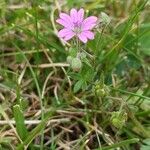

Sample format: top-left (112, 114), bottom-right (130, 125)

top-left (56, 8), bottom-right (97, 43)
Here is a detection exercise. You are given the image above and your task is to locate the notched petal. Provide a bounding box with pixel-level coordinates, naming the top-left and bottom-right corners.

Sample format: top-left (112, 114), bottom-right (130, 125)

top-left (70, 8), bottom-right (78, 23)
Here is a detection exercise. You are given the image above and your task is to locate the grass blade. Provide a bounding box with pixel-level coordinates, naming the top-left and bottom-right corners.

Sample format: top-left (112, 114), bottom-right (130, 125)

top-left (13, 105), bottom-right (28, 141)
top-left (16, 110), bottom-right (55, 150)
top-left (97, 138), bottom-right (139, 150)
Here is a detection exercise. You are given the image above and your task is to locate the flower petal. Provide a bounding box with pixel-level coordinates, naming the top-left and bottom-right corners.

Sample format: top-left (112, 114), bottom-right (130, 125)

top-left (82, 16), bottom-right (97, 30)
top-left (78, 33), bottom-right (88, 43)
top-left (70, 8), bottom-right (78, 23)
top-left (60, 13), bottom-right (72, 21)
top-left (77, 8), bottom-right (84, 23)
top-left (64, 31), bottom-right (75, 41)
top-left (83, 16), bottom-right (97, 24)
top-left (81, 31), bottom-right (94, 40)
top-left (82, 23), bottom-right (97, 30)
top-left (56, 19), bottom-right (72, 29)
top-left (58, 28), bottom-right (72, 38)
top-left (59, 13), bottom-right (73, 26)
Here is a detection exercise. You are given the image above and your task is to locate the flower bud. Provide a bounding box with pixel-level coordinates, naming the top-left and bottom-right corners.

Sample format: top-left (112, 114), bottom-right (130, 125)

top-left (67, 56), bottom-right (73, 64)
top-left (101, 12), bottom-right (111, 25)
top-left (80, 52), bottom-right (86, 59)
top-left (71, 58), bottom-right (82, 71)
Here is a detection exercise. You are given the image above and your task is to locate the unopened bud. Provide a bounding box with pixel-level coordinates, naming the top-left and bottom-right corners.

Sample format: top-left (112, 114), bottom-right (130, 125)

top-left (80, 52), bottom-right (86, 59)
top-left (101, 12), bottom-right (111, 25)
top-left (67, 56), bottom-right (73, 64)
top-left (71, 58), bottom-right (82, 71)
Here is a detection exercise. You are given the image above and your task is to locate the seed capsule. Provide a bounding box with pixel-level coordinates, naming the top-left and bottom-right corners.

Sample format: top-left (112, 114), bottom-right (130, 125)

top-left (94, 84), bottom-right (109, 97)
top-left (111, 111), bottom-right (127, 129)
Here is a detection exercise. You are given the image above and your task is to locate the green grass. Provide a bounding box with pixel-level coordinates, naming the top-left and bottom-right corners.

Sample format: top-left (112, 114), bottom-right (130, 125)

top-left (0, 0), bottom-right (150, 149)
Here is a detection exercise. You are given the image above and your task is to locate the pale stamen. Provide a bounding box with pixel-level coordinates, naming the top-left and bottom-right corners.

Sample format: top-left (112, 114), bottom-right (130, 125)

top-left (73, 22), bottom-right (82, 34)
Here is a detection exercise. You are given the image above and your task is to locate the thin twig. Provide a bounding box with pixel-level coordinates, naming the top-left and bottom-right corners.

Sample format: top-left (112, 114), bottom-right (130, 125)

top-left (30, 63), bottom-right (70, 68)
top-left (0, 118), bottom-right (70, 125)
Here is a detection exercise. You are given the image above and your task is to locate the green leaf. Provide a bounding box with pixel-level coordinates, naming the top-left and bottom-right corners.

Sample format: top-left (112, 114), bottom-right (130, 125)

top-left (140, 138), bottom-right (150, 150)
top-left (73, 80), bottom-right (84, 93)
top-left (139, 23), bottom-right (150, 56)
top-left (98, 138), bottom-right (139, 150)
top-left (68, 47), bottom-right (77, 57)
top-left (83, 58), bottom-right (92, 68)
top-left (143, 138), bottom-right (150, 145)
top-left (13, 105), bottom-right (28, 141)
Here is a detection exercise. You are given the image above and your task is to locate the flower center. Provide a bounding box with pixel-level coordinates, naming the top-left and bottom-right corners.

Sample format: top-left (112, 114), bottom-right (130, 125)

top-left (73, 22), bottom-right (82, 34)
